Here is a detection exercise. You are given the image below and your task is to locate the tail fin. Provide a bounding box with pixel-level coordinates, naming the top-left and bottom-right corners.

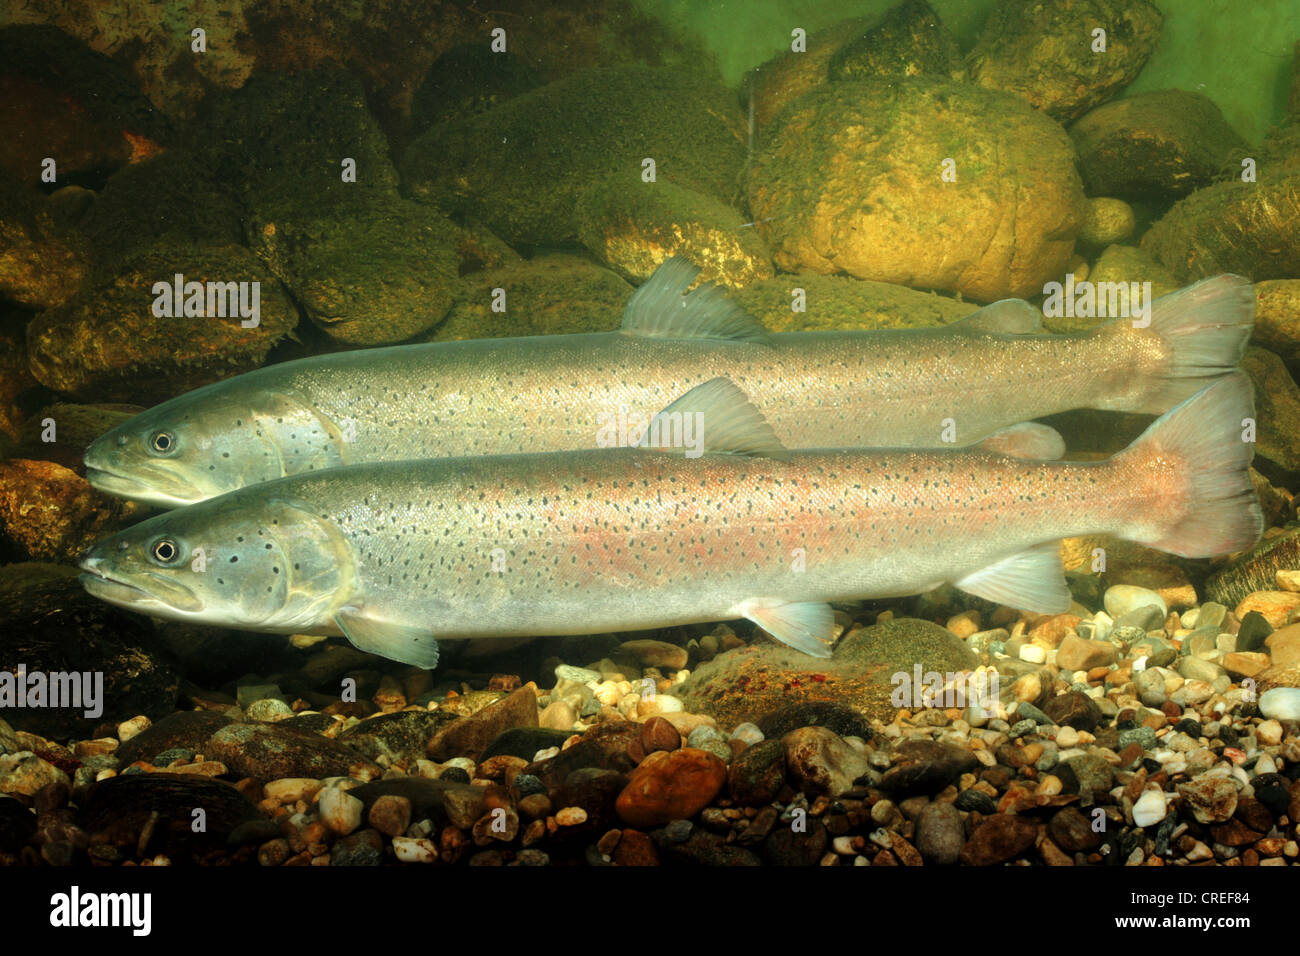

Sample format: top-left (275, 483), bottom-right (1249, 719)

top-left (1097, 274), bottom-right (1254, 413)
top-left (1116, 372), bottom-right (1262, 558)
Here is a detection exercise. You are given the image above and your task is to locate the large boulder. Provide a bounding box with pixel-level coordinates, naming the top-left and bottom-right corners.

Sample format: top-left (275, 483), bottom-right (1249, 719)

top-left (748, 78), bottom-right (1085, 301)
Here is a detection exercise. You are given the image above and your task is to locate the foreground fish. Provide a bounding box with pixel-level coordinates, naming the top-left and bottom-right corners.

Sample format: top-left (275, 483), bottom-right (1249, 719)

top-left (79, 373), bottom-right (1261, 668)
top-left (84, 259), bottom-right (1254, 507)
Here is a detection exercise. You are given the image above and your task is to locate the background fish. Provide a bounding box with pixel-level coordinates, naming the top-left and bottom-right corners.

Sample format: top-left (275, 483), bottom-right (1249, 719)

top-left (84, 259), bottom-right (1254, 508)
top-left (79, 373), bottom-right (1261, 668)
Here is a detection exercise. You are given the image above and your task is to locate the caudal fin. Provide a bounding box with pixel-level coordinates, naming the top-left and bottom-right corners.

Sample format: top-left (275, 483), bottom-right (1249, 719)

top-left (1099, 274), bottom-right (1254, 413)
top-left (1116, 372), bottom-right (1262, 558)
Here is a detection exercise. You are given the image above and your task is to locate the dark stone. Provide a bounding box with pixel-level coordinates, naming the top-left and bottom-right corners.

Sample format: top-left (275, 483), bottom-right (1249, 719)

top-left (0, 575), bottom-right (180, 740)
top-left (440, 767), bottom-right (470, 785)
top-left (879, 740), bottom-right (978, 795)
top-left (480, 727), bottom-right (576, 762)
top-left (915, 801), bottom-right (964, 865)
top-left (1048, 807), bottom-right (1103, 853)
top-left (0, 796), bottom-right (35, 852)
top-left (958, 814), bottom-right (1038, 865)
top-left (523, 721), bottom-right (638, 789)
top-left (203, 722), bottom-right (377, 780)
top-left (336, 710), bottom-right (458, 764)
top-left (762, 819), bottom-right (830, 866)
top-left (1236, 612), bottom-right (1274, 653)
top-left (552, 768), bottom-right (625, 831)
top-left (651, 827), bottom-right (763, 866)
top-left (1041, 691), bottom-right (1103, 731)
top-left (411, 44), bottom-right (540, 132)
top-left (1252, 773), bottom-right (1291, 820)
top-left (727, 739), bottom-right (787, 806)
top-left (1056, 755), bottom-right (1115, 796)
top-left (346, 777), bottom-right (474, 827)
top-left (227, 819), bottom-right (281, 846)
top-left (755, 702), bottom-right (873, 741)
top-left (1174, 718), bottom-right (1202, 738)
top-left (953, 788), bottom-right (997, 814)
top-left (115, 711), bottom-right (233, 766)
top-left (330, 828), bottom-right (383, 866)
top-left (827, 0), bottom-right (960, 82)
top-left (79, 774), bottom-right (261, 858)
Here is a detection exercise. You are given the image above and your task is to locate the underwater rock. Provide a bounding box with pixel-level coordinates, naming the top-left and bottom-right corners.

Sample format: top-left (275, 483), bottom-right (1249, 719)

top-left (754, 701), bottom-right (873, 740)
top-left (746, 17), bottom-right (872, 129)
top-left (0, 568), bottom-right (178, 741)
top-left (782, 726), bottom-right (868, 797)
top-left (966, 0), bottom-right (1163, 122)
top-left (0, 174), bottom-right (87, 309)
top-left (678, 617), bottom-right (978, 727)
top-left (10, 404), bottom-right (139, 472)
top-left (0, 25), bottom-right (167, 186)
top-left (0, 460), bottom-right (141, 563)
top-left (0, 317), bottom-right (38, 444)
top-left (1077, 198), bottom-right (1135, 248)
top-left (915, 801), bottom-right (965, 864)
top-left (78, 150), bottom-right (244, 278)
top-left (729, 273), bottom-right (975, 333)
top-left (524, 721), bottom-right (639, 789)
top-left (1205, 527), bottom-right (1300, 610)
top-left (575, 178), bottom-right (772, 289)
top-left (1240, 347), bottom-right (1300, 479)
top-left (614, 747), bottom-right (727, 828)
top-left (958, 813), bottom-right (1038, 865)
top-left (81, 773), bottom-right (261, 858)
top-left (1253, 280), bottom-right (1300, 363)
top-left (748, 78), bottom-right (1084, 300)
top-left (410, 44), bottom-right (541, 133)
top-left (1040, 691), bottom-right (1103, 731)
top-left (422, 253), bottom-right (634, 341)
top-left (727, 738), bottom-right (787, 806)
top-left (402, 65), bottom-right (746, 246)
top-left (878, 739), bottom-right (978, 795)
top-left (336, 710), bottom-right (459, 765)
top-left (27, 241), bottom-right (297, 403)
top-left (480, 727), bottom-right (574, 762)
top-left (1178, 775), bottom-right (1238, 824)
top-left (426, 686), bottom-right (539, 762)
top-left (1141, 173), bottom-right (1300, 282)
top-left (1235, 590), bottom-right (1300, 629)
top-left (247, 193), bottom-right (462, 346)
top-left (204, 722), bottom-right (378, 781)
top-left (114, 711), bottom-right (234, 766)
top-left (1069, 90), bottom-right (1247, 198)
top-left (827, 0), bottom-right (962, 83)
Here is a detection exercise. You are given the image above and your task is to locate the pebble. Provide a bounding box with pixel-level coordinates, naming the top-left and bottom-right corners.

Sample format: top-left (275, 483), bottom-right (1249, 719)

top-left (1259, 687), bottom-right (1300, 721)
top-left (730, 722), bottom-right (764, 746)
top-left (1178, 776), bottom-right (1238, 824)
top-left (1056, 635), bottom-right (1119, 672)
top-left (391, 836), bottom-right (438, 863)
top-left (246, 698), bottom-right (294, 722)
top-left (636, 694), bottom-right (683, 717)
top-left (538, 700), bottom-right (577, 730)
top-left (615, 748), bottom-right (727, 828)
top-left (617, 639), bottom-right (688, 670)
top-left (1132, 789), bottom-right (1168, 827)
top-left (958, 815), bottom-right (1037, 866)
top-left (915, 801), bottom-right (964, 865)
top-left (367, 794), bottom-right (412, 838)
top-left (782, 726), bottom-right (869, 797)
top-left (1018, 644), bottom-right (1046, 664)
top-left (116, 715), bottom-right (151, 742)
top-left (1105, 585), bottom-right (1167, 621)
top-left (1235, 591), bottom-right (1300, 629)
top-left (555, 806), bottom-right (588, 826)
top-left (318, 784), bottom-right (363, 835)
top-left (1255, 719), bottom-right (1284, 747)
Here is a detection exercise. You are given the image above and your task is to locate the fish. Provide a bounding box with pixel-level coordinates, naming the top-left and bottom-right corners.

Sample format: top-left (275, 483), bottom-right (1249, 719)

top-left (83, 258), bottom-right (1254, 508)
top-left (78, 372), bottom-right (1262, 669)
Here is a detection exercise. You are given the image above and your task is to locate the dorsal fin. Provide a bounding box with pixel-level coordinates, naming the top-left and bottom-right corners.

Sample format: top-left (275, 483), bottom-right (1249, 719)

top-left (955, 298), bottom-right (1043, 334)
top-left (621, 257), bottom-right (770, 343)
top-left (645, 377), bottom-right (790, 460)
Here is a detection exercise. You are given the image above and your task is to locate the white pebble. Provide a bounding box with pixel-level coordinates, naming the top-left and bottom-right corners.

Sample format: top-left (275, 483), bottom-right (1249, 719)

top-left (1055, 726), bottom-right (1079, 748)
top-left (1260, 688), bottom-right (1300, 721)
top-left (1104, 585), bottom-right (1167, 620)
top-left (1019, 644), bottom-right (1046, 664)
top-left (116, 715), bottom-right (151, 742)
top-left (532, 746), bottom-right (560, 762)
top-left (318, 785), bottom-right (363, 835)
top-left (731, 722), bottom-right (764, 745)
top-left (392, 836), bottom-right (438, 864)
top-left (1255, 753), bottom-right (1278, 776)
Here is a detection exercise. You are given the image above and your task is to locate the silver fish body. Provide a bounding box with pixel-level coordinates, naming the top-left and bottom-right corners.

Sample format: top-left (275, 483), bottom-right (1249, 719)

top-left (84, 260), bottom-right (1254, 507)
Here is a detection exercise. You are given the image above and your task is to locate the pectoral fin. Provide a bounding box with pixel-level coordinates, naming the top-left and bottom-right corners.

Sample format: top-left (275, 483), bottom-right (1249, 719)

top-left (955, 543), bottom-right (1070, 614)
top-left (734, 597), bottom-right (836, 658)
top-left (335, 609), bottom-right (441, 669)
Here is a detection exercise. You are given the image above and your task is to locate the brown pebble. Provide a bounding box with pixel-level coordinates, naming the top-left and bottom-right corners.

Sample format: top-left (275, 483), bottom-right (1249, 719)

top-left (639, 716), bottom-right (681, 755)
top-left (611, 827), bottom-right (659, 866)
top-left (257, 838), bottom-right (291, 866)
top-left (517, 793), bottom-right (553, 820)
top-left (367, 794), bottom-right (412, 838)
top-left (596, 829), bottom-right (622, 855)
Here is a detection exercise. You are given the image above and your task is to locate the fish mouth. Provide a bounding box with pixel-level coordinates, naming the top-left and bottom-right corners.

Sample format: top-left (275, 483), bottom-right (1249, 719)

top-left (79, 560), bottom-right (203, 614)
top-left (84, 464), bottom-right (204, 509)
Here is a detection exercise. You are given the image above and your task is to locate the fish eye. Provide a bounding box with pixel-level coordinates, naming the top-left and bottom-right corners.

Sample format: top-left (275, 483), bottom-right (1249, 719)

top-left (151, 538), bottom-right (182, 565)
top-left (149, 431), bottom-right (177, 455)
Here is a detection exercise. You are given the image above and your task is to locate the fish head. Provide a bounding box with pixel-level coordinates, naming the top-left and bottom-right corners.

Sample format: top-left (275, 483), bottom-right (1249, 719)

top-left (84, 383), bottom-right (351, 508)
top-left (79, 495), bottom-right (357, 632)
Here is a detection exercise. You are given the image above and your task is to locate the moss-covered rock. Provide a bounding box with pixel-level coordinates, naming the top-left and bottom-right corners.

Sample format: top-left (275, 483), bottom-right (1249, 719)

top-left (1253, 280), bottom-right (1300, 363)
top-left (746, 17), bottom-right (871, 130)
top-left (27, 241), bottom-right (297, 402)
top-left (422, 254), bottom-right (634, 342)
top-left (0, 174), bottom-right (86, 309)
top-left (0, 459), bottom-right (142, 562)
top-left (678, 617), bottom-right (979, 727)
top-left (1241, 346), bottom-right (1300, 480)
top-left (247, 194), bottom-right (462, 345)
top-left (730, 273), bottom-right (975, 333)
top-left (1069, 90), bottom-right (1248, 198)
top-left (748, 77), bottom-right (1084, 301)
top-left (828, 0), bottom-right (962, 83)
top-left (966, 0), bottom-right (1163, 122)
top-left (402, 65), bottom-right (747, 246)
top-left (576, 178), bottom-right (772, 289)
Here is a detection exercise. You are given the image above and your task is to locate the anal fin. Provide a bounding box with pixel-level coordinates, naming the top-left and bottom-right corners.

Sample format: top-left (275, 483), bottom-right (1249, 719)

top-left (977, 422), bottom-right (1066, 460)
top-left (734, 597), bottom-right (836, 658)
top-left (955, 542), bottom-right (1070, 614)
top-left (336, 608), bottom-right (441, 669)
